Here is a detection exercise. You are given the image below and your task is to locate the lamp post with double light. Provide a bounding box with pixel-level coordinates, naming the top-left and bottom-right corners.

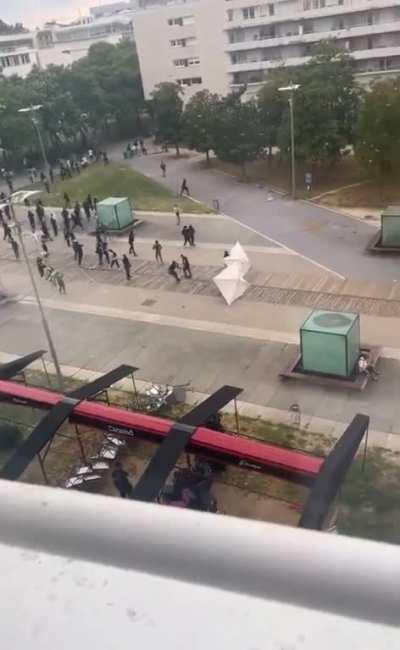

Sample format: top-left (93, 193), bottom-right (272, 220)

top-left (278, 83), bottom-right (300, 200)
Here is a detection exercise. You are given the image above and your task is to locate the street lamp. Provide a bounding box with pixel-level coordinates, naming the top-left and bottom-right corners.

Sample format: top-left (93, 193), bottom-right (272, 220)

top-left (18, 105), bottom-right (49, 173)
top-left (278, 83), bottom-right (300, 200)
top-left (8, 190), bottom-right (65, 391)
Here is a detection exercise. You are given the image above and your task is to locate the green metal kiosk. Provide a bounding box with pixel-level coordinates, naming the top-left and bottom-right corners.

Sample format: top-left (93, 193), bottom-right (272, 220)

top-left (97, 197), bottom-right (135, 232)
top-left (381, 205), bottom-right (400, 247)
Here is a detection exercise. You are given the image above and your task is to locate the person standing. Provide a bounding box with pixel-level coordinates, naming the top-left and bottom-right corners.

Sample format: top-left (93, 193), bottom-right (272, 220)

top-left (83, 199), bottom-right (91, 223)
top-left (168, 260), bottom-right (181, 283)
top-left (160, 160), bottom-right (166, 178)
top-left (50, 213), bottom-right (58, 237)
top-left (27, 210), bottom-right (35, 232)
top-left (153, 240), bottom-right (163, 264)
top-left (180, 254), bottom-right (192, 279)
top-left (72, 239), bottom-right (79, 261)
top-left (54, 271), bottom-right (66, 295)
top-left (122, 254), bottom-right (132, 280)
top-left (77, 242), bottom-right (83, 267)
top-left (174, 204), bottom-right (181, 226)
top-left (44, 179), bottom-right (50, 194)
top-left (112, 461), bottom-right (133, 498)
top-left (96, 240), bottom-right (104, 266)
top-left (181, 225), bottom-right (189, 246)
top-left (10, 238), bottom-right (19, 259)
top-left (102, 240), bottom-right (110, 265)
top-left (109, 249), bottom-right (120, 269)
top-left (73, 202), bottom-right (83, 230)
top-left (36, 256), bottom-right (46, 278)
top-left (63, 192), bottom-right (71, 208)
top-left (188, 224), bottom-right (196, 246)
top-left (64, 225), bottom-right (71, 247)
top-left (49, 167), bottom-right (54, 184)
top-left (180, 178), bottom-right (190, 197)
top-left (128, 229), bottom-right (137, 256)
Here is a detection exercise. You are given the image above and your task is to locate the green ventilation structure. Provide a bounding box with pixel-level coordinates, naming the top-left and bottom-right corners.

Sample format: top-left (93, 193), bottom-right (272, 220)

top-left (300, 310), bottom-right (360, 378)
top-left (381, 206), bottom-right (400, 247)
top-left (97, 197), bottom-right (134, 231)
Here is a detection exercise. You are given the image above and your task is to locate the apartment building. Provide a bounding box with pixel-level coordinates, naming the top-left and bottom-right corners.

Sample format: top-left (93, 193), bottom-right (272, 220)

top-left (134, 0), bottom-right (400, 99)
top-left (134, 0), bottom-right (230, 99)
top-left (0, 32), bottom-right (39, 78)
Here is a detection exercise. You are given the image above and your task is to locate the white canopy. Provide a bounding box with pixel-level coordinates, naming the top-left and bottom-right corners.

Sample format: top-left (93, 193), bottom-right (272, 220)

top-left (213, 262), bottom-right (249, 306)
top-left (226, 241), bottom-right (251, 275)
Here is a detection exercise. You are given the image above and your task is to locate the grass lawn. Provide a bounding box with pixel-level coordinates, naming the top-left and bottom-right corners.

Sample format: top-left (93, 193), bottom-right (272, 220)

top-left (41, 162), bottom-right (211, 214)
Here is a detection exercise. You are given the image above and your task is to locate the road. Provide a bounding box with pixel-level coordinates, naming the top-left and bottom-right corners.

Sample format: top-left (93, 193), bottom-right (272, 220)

top-left (123, 148), bottom-right (398, 281)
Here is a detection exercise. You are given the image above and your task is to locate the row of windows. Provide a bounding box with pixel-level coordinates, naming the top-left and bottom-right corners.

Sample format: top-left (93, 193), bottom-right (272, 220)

top-left (174, 56), bottom-right (200, 67)
top-left (167, 15), bottom-right (195, 27)
top-left (170, 37), bottom-right (197, 47)
top-left (227, 0), bottom-right (347, 22)
top-left (0, 52), bottom-right (31, 67)
top-left (177, 76), bottom-right (202, 86)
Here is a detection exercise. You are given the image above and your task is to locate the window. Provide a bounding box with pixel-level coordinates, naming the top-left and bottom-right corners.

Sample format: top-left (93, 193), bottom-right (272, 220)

top-left (20, 53), bottom-right (30, 64)
top-left (269, 3), bottom-right (275, 16)
top-left (243, 7), bottom-right (255, 19)
top-left (178, 76), bottom-right (202, 86)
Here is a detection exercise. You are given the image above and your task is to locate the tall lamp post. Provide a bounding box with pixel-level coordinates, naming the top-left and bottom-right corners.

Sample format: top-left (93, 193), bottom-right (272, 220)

top-left (9, 190), bottom-right (65, 391)
top-left (18, 105), bottom-right (49, 173)
top-left (278, 83), bottom-right (300, 200)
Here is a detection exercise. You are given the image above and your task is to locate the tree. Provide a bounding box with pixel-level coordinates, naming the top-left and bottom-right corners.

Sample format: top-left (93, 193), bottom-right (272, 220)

top-left (0, 20), bottom-right (26, 35)
top-left (257, 69), bottom-right (290, 160)
top-left (183, 90), bottom-right (220, 163)
top-left (213, 94), bottom-right (263, 175)
top-left (356, 78), bottom-right (400, 176)
top-left (150, 82), bottom-right (184, 155)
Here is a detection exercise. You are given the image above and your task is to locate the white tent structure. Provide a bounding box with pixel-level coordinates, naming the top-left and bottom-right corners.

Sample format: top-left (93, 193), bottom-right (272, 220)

top-left (213, 262), bottom-right (249, 306)
top-left (225, 241), bottom-right (251, 276)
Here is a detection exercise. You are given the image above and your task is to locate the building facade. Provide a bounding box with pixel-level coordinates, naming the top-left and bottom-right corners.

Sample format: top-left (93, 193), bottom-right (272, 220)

top-left (0, 32), bottom-right (39, 78)
top-left (134, 0), bottom-right (400, 99)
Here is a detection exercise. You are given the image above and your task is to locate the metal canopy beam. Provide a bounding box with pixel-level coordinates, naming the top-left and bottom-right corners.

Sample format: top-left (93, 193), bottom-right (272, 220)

top-left (0, 350), bottom-right (46, 380)
top-left (68, 365), bottom-right (138, 400)
top-left (0, 397), bottom-right (79, 481)
top-left (298, 413), bottom-right (370, 531)
top-left (131, 385), bottom-right (242, 503)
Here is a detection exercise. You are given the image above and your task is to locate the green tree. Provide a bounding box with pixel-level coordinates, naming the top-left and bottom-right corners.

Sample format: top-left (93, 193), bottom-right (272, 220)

top-left (150, 82), bottom-right (184, 155)
top-left (257, 69), bottom-right (290, 160)
top-left (356, 78), bottom-right (400, 176)
top-left (213, 94), bottom-right (263, 176)
top-left (183, 90), bottom-right (220, 163)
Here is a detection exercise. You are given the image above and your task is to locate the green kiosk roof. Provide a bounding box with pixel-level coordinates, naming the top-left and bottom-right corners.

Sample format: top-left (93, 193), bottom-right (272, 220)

top-left (301, 310), bottom-right (358, 336)
top-left (382, 205), bottom-right (400, 217)
top-left (98, 197), bottom-right (128, 207)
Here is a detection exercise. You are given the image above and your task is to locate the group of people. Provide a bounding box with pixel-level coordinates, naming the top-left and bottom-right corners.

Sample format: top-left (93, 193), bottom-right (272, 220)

top-left (95, 230), bottom-right (133, 280)
top-left (36, 256), bottom-right (66, 294)
top-left (124, 140), bottom-right (147, 158)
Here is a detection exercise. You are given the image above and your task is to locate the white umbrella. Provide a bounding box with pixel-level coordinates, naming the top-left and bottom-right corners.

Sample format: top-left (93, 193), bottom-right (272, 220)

top-left (226, 241), bottom-right (251, 275)
top-left (213, 263), bottom-right (249, 306)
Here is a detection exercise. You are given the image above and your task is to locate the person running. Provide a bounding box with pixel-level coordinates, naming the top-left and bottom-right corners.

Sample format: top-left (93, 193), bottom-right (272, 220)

top-left (181, 225), bottom-right (189, 246)
top-left (180, 254), bottom-right (192, 279)
top-left (174, 204), bottom-right (181, 226)
top-left (112, 461), bottom-right (133, 498)
top-left (50, 213), bottom-right (58, 237)
top-left (160, 160), bottom-right (166, 178)
top-left (122, 254), bottom-right (132, 280)
top-left (54, 270), bottom-right (66, 294)
top-left (180, 178), bottom-right (190, 197)
top-left (128, 229), bottom-right (138, 256)
top-left (187, 224), bottom-right (196, 246)
top-left (36, 256), bottom-right (46, 278)
top-left (109, 249), bottom-right (120, 269)
top-left (10, 238), bottom-right (19, 259)
top-left (153, 240), bottom-right (163, 264)
top-left (102, 240), bottom-right (110, 265)
top-left (96, 240), bottom-right (104, 266)
top-left (168, 260), bottom-right (181, 283)
top-left (27, 210), bottom-right (35, 232)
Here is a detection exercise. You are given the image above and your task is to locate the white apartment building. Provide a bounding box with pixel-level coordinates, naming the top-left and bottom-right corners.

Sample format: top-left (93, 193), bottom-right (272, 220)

top-left (134, 0), bottom-right (400, 99)
top-left (0, 32), bottom-right (39, 78)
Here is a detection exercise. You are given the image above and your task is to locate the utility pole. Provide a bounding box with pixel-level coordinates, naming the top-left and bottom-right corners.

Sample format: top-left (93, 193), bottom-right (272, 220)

top-left (278, 83), bottom-right (300, 200)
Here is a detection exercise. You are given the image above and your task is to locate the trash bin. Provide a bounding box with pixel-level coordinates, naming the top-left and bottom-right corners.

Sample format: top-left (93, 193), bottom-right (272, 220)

top-left (173, 383), bottom-right (189, 403)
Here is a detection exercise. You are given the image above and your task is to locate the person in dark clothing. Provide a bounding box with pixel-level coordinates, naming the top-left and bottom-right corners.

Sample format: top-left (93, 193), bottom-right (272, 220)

top-left (61, 207), bottom-right (69, 227)
top-left (3, 222), bottom-right (11, 241)
top-left (180, 178), bottom-right (190, 197)
top-left (181, 225), bottom-right (189, 246)
top-left (36, 201), bottom-right (44, 221)
top-left (160, 160), bottom-right (166, 177)
top-left (122, 254), bottom-right (132, 280)
top-left (27, 210), bottom-right (35, 232)
top-left (77, 242), bottom-right (83, 266)
top-left (96, 241), bottom-right (104, 266)
top-left (23, 197), bottom-right (30, 208)
top-left (49, 167), bottom-right (54, 184)
top-left (10, 238), bottom-right (19, 259)
top-left (64, 226), bottom-right (71, 247)
top-left (4, 204), bottom-right (11, 221)
top-left (180, 254), bottom-right (192, 279)
top-left (174, 205), bottom-right (181, 226)
top-left (50, 214), bottom-right (58, 237)
top-left (87, 194), bottom-right (94, 211)
top-left (109, 250), bottom-right (120, 269)
top-left (63, 192), bottom-right (71, 208)
top-left (187, 224), bottom-right (196, 246)
top-left (168, 260), bottom-right (180, 282)
top-left (153, 240), bottom-right (163, 264)
top-left (41, 239), bottom-right (49, 257)
top-left (102, 241), bottom-right (110, 265)
top-left (44, 179), bottom-right (50, 194)
top-left (73, 202), bottom-right (83, 228)
top-left (93, 197), bottom-right (98, 214)
top-left (103, 152), bottom-right (109, 165)
top-left (36, 256), bottom-right (46, 278)
top-left (83, 199), bottom-right (91, 222)
top-left (112, 462), bottom-right (133, 498)
top-left (128, 229), bottom-right (137, 256)
top-left (72, 239), bottom-right (80, 261)
top-left (42, 221), bottom-right (52, 241)
top-left (6, 176), bottom-right (13, 193)
top-left (40, 171), bottom-right (46, 182)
